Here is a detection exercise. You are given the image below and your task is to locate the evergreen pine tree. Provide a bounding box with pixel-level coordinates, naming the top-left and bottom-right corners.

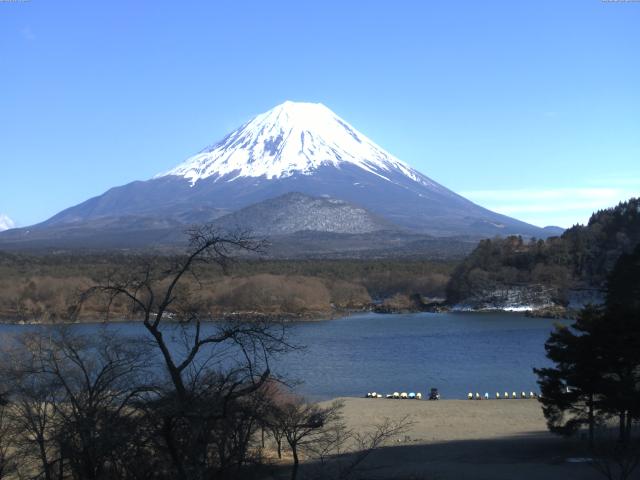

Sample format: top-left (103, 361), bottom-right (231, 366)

top-left (535, 305), bottom-right (606, 447)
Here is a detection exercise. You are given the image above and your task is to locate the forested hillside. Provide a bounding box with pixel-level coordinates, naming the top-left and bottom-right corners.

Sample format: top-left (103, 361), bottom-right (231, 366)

top-left (4, 198), bottom-right (638, 321)
top-left (447, 198), bottom-right (640, 311)
top-left (0, 253), bottom-right (454, 322)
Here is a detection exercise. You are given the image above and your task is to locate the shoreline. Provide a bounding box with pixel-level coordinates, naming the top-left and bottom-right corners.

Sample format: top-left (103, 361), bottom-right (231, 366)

top-left (0, 305), bottom-right (571, 325)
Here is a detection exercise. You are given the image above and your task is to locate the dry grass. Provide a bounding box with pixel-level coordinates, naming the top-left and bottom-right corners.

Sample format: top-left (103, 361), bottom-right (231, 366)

top-left (0, 253), bottom-right (454, 322)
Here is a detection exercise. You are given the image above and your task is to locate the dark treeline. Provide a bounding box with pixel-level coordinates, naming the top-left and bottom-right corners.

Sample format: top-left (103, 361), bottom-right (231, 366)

top-left (447, 197), bottom-right (640, 307)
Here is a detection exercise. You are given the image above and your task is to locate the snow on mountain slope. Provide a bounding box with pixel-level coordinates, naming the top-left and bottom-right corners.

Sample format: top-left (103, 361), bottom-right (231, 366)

top-left (158, 101), bottom-right (442, 190)
top-left (0, 214), bottom-right (15, 232)
top-left (211, 192), bottom-right (394, 236)
top-left (5, 100), bottom-right (557, 245)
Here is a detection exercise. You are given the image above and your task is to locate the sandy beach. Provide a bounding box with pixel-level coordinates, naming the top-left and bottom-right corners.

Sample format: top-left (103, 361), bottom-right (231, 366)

top-left (307, 397), bottom-right (603, 480)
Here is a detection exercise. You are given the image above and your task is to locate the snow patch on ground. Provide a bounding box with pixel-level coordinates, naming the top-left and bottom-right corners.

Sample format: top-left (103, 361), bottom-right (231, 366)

top-left (452, 285), bottom-right (557, 312)
top-left (452, 304), bottom-right (538, 312)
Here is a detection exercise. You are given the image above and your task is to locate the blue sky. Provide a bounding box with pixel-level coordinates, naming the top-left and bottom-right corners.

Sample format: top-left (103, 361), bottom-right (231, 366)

top-left (1, 0), bottom-right (638, 228)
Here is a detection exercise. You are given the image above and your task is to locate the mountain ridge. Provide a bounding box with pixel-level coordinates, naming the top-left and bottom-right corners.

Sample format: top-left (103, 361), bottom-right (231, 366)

top-left (211, 192), bottom-right (395, 236)
top-left (0, 101), bottom-right (560, 252)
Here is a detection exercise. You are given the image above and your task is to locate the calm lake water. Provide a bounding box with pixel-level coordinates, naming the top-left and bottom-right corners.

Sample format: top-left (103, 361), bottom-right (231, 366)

top-left (0, 312), bottom-right (568, 400)
top-left (280, 311), bottom-right (568, 400)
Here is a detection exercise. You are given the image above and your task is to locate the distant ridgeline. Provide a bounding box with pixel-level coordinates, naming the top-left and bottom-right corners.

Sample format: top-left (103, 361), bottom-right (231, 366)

top-left (446, 197), bottom-right (640, 314)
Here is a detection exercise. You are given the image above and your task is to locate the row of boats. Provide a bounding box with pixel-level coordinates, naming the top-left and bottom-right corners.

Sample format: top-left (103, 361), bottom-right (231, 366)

top-left (366, 388), bottom-right (441, 400)
top-left (365, 390), bottom-right (540, 400)
top-left (468, 391), bottom-right (539, 400)
top-left (366, 392), bottom-right (423, 399)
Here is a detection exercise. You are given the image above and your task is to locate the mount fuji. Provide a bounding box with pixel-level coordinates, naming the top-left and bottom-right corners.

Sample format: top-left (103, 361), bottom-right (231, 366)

top-left (0, 101), bottom-right (561, 253)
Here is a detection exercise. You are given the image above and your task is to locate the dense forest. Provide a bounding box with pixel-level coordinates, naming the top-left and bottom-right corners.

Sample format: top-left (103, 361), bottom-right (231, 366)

top-left (447, 198), bottom-right (640, 311)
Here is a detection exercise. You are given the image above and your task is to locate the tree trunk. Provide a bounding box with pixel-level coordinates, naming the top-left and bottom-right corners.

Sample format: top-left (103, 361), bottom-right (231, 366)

top-left (621, 411), bottom-right (633, 445)
top-left (162, 417), bottom-right (188, 480)
top-left (187, 416), bottom-right (209, 480)
top-left (588, 394), bottom-right (594, 450)
top-left (145, 324), bottom-right (187, 400)
top-left (619, 411), bottom-right (627, 443)
top-left (37, 438), bottom-right (51, 480)
top-left (290, 446), bottom-right (299, 480)
top-left (58, 451), bottom-right (64, 480)
top-left (236, 421), bottom-right (253, 470)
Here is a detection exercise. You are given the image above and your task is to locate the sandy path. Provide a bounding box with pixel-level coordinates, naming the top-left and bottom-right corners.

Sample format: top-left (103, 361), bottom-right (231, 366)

top-left (335, 397), bottom-right (548, 442)
top-left (309, 397), bottom-right (603, 480)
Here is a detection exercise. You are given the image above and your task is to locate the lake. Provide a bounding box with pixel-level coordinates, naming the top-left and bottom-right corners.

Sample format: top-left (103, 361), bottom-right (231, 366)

top-left (0, 311), bottom-right (568, 400)
top-left (279, 311), bottom-right (568, 400)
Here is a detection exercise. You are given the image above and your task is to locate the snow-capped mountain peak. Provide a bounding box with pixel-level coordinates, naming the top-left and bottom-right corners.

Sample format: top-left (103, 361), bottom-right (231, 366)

top-left (4, 101), bottom-right (554, 244)
top-left (0, 214), bottom-right (15, 232)
top-left (157, 101), bottom-right (428, 186)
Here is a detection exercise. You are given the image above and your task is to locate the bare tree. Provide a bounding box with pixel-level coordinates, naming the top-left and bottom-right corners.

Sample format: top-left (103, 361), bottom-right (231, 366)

top-left (265, 397), bottom-right (344, 480)
top-left (42, 330), bottom-right (150, 480)
top-left (81, 226), bottom-right (294, 479)
top-left (2, 328), bottom-right (152, 480)
top-left (3, 333), bottom-right (61, 480)
top-left (334, 415), bottom-right (413, 480)
top-left (265, 395), bottom-right (413, 480)
top-left (0, 396), bottom-right (16, 480)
